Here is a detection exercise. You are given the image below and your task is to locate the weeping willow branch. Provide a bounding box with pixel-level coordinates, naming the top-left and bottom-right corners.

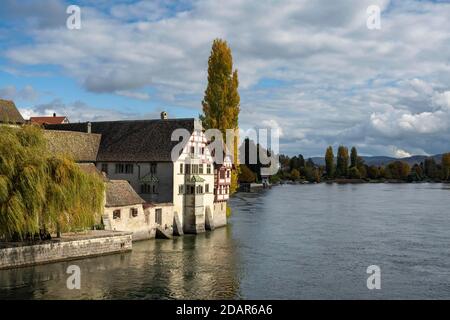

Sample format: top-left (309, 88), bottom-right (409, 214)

top-left (0, 125), bottom-right (105, 241)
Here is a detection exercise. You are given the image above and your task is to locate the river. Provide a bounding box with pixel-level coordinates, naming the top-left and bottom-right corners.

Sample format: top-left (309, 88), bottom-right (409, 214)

top-left (1, 183), bottom-right (450, 299)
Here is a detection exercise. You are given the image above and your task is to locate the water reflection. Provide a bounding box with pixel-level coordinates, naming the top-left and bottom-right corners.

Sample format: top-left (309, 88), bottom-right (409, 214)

top-left (0, 226), bottom-right (240, 299)
top-left (2, 184), bottom-right (450, 299)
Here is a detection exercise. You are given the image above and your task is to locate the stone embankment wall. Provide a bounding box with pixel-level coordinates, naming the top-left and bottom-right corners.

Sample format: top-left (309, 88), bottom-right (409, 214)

top-left (0, 231), bottom-right (132, 270)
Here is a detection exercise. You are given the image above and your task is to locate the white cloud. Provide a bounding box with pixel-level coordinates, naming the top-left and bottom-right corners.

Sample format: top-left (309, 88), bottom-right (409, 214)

top-left (392, 147), bottom-right (412, 158)
top-left (19, 99), bottom-right (158, 122)
top-left (115, 90), bottom-right (151, 101)
top-left (0, 85), bottom-right (39, 101)
top-left (3, 0), bottom-right (450, 156)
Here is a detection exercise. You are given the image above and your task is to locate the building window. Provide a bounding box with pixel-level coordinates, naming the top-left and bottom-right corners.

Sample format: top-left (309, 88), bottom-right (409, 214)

top-left (152, 185), bottom-right (157, 193)
top-left (115, 164), bottom-right (133, 174)
top-left (155, 208), bottom-right (162, 225)
top-left (205, 184), bottom-right (209, 193)
top-left (192, 164), bottom-right (198, 174)
top-left (196, 185), bottom-right (203, 194)
top-left (125, 164), bottom-right (134, 174)
top-left (220, 170), bottom-right (225, 179)
top-left (101, 163), bottom-right (108, 174)
top-left (130, 208), bottom-right (138, 218)
top-left (141, 184), bottom-right (151, 194)
top-left (190, 146), bottom-right (195, 155)
top-left (150, 163), bottom-right (157, 174)
top-left (115, 164), bottom-right (124, 174)
top-left (113, 209), bottom-right (121, 219)
top-left (226, 170), bottom-right (230, 178)
top-left (185, 164), bottom-right (191, 174)
top-left (199, 164), bottom-right (204, 174)
top-left (207, 164), bottom-right (211, 174)
top-left (201, 147), bottom-right (205, 154)
top-left (179, 184), bottom-right (184, 194)
top-left (180, 163), bottom-right (183, 174)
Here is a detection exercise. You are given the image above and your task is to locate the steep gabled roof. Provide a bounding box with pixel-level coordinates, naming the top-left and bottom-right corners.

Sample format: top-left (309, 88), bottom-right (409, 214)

top-left (30, 116), bottom-right (68, 125)
top-left (43, 130), bottom-right (101, 162)
top-left (105, 180), bottom-right (145, 207)
top-left (77, 163), bottom-right (108, 181)
top-left (45, 119), bottom-right (197, 162)
top-left (0, 99), bottom-right (25, 124)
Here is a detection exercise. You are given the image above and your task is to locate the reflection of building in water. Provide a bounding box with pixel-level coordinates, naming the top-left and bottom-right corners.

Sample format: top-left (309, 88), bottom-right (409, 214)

top-left (0, 226), bottom-right (240, 299)
top-left (160, 226), bottom-right (241, 299)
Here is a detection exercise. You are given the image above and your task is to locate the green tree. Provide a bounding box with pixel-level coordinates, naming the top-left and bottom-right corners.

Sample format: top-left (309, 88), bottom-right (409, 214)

top-left (0, 125), bottom-right (104, 241)
top-left (325, 146), bottom-right (335, 179)
top-left (386, 161), bottom-right (410, 180)
top-left (348, 166), bottom-right (361, 179)
top-left (424, 157), bottom-right (439, 180)
top-left (350, 146), bottom-right (358, 168)
top-left (290, 169), bottom-right (300, 181)
top-left (336, 146), bottom-right (349, 177)
top-left (367, 165), bottom-right (380, 180)
top-left (409, 164), bottom-right (424, 182)
top-left (441, 153), bottom-right (450, 181)
top-left (201, 39), bottom-right (240, 193)
top-left (238, 164), bottom-right (256, 183)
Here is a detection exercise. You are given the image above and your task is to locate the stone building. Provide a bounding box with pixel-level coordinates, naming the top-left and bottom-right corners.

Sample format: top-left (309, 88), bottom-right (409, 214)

top-left (103, 180), bottom-right (173, 241)
top-left (45, 114), bottom-right (231, 234)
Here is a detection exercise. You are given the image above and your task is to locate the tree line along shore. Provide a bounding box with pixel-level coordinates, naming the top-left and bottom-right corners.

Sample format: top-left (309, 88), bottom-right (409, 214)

top-left (238, 145), bottom-right (450, 184)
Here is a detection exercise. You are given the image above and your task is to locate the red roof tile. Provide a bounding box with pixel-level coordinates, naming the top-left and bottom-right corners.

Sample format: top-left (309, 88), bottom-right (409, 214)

top-left (30, 116), bottom-right (68, 125)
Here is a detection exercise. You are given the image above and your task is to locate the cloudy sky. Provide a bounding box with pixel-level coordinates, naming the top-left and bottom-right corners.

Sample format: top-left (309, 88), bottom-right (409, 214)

top-left (1, 0), bottom-right (450, 157)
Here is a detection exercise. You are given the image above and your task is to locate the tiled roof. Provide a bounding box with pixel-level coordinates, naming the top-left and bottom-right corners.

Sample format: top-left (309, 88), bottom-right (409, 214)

top-left (105, 180), bottom-right (145, 207)
top-left (43, 130), bottom-right (101, 162)
top-left (0, 99), bottom-right (25, 124)
top-left (45, 119), bottom-right (197, 162)
top-left (30, 116), bottom-right (68, 125)
top-left (77, 163), bottom-right (109, 181)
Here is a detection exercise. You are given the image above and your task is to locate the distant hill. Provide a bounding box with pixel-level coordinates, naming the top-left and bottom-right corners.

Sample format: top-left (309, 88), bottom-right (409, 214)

top-left (310, 154), bottom-right (444, 167)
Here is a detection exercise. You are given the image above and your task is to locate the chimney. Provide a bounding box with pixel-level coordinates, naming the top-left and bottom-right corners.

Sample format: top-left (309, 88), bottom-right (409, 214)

top-left (87, 122), bottom-right (92, 134)
top-left (53, 113), bottom-right (56, 117)
top-left (160, 111), bottom-right (168, 120)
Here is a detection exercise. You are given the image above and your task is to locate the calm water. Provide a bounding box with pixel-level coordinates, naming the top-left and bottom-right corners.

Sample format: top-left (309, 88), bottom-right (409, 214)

top-left (1, 183), bottom-right (450, 299)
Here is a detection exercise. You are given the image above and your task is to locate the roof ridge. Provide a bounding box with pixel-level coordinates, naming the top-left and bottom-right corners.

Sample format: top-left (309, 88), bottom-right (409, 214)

top-left (71, 118), bottom-right (196, 124)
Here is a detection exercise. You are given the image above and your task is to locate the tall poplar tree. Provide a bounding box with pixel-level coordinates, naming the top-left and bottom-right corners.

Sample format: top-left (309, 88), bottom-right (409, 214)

top-left (336, 146), bottom-right (349, 177)
top-left (325, 146), bottom-right (335, 179)
top-left (350, 146), bottom-right (358, 168)
top-left (442, 153), bottom-right (450, 180)
top-left (201, 39), bottom-right (240, 193)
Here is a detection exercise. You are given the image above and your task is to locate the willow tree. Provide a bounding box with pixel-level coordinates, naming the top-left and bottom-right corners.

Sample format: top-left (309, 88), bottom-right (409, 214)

top-left (0, 125), bottom-right (104, 241)
top-left (201, 38), bottom-right (240, 193)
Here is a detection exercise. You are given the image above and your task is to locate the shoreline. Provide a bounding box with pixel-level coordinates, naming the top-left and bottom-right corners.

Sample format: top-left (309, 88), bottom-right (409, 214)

top-left (275, 179), bottom-right (449, 185)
